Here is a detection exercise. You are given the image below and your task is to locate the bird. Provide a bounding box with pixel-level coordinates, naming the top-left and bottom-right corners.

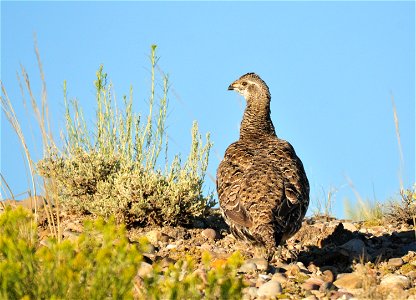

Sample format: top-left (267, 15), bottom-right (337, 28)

top-left (216, 72), bottom-right (309, 260)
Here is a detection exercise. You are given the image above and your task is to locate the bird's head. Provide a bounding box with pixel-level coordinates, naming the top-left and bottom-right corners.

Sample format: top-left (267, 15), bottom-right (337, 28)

top-left (228, 73), bottom-right (271, 101)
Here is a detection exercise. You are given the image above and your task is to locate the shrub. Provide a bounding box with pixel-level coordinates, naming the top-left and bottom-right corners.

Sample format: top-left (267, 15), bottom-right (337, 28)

top-left (0, 207), bottom-right (245, 299)
top-left (37, 45), bottom-right (214, 225)
top-left (386, 185), bottom-right (416, 225)
top-left (0, 207), bottom-right (142, 299)
top-left (140, 251), bottom-right (245, 300)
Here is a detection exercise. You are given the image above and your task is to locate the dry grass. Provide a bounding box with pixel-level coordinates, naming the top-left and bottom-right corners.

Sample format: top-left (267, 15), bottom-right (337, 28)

top-left (1, 36), bottom-right (61, 239)
top-left (391, 94), bottom-right (404, 192)
top-left (344, 177), bottom-right (384, 225)
top-left (311, 185), bottom-right (337, 219)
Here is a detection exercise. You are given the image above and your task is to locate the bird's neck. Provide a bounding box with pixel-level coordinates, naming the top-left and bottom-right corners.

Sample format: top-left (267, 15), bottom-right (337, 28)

top-left (240, 96), bottom-right (276, 140)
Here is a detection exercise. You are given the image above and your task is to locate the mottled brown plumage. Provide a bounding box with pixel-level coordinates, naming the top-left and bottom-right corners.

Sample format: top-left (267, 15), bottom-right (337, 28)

top-left (216, 73), bottom-right (309, 258)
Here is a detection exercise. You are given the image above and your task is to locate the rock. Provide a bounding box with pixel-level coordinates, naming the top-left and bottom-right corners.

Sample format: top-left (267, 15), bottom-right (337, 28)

top-left (256, 276), bottom-right (268, 288)
top-left (166, 244), bottom-right (177, 250)
top-left (143, 243), bottom-right (156, 255)
top-left (192, 219), bottom-right (205, 228)
top-left (302, 295), bottom-right (318, 300)
top-left (63, 230), bottom-right (79, 241)
top-left (274, 260), bottom-right (289, 270)
top-left (396, 230), bottom-right (415, 242)
top-left (402, 242), bottom-right (416, 253)
top-left (201, 228), bottom-right (218, 240)
top-left (257, 281), bottom-right (282, 297)
top-left (302, 278), bottom-right (323, 291)
top-left (380, 274), bottom-right (411, 289)
top-left (243, 287), bottom-right (258, 299)
top-left (259, 274), bottom-right (271, 281)
top-left (297, 261), bottom-right (308, 271)
top-left (159, 233), bottom-right (172, 243)
top-left (159, 257), bottom-right (176, 268)
top-left (406, 270), bottom-right (416, 280)
top-left (319, 281), bottom-right (336, 292)
top-left (339, 238), bottom-right (367, 256)
top-left (137, 262), bottom-right (153, 278)
top-left (342, 222), bottom-right (358, 232)
top-left (145, 230), bottom-right (161, 245)
top-left (388, 257), bottom-right (404, 267)
top-left (239, 262), bottom-right (257, 273)
top-left (330, 291), bottom-right (354, 299)
top-left (334, 273), bottom-right (363, 289)
top-left (285, 263), bottom-right (301, 277)
top-left (307, 263), bottom-right (319, 273)
top-left (271, 273), bottom-right (288, 283)
top-left (246, 258), bottom-right (269, 272)
top-left (322, 269), bottom-right (335, 283)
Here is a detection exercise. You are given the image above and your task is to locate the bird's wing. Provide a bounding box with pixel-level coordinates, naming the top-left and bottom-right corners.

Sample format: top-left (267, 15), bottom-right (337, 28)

top-left (271, 140), bottom-right (310, 206)
top-left (221, 183), bottom-right (253, 228)
top-left (216, 143), bottom-right (254, 228)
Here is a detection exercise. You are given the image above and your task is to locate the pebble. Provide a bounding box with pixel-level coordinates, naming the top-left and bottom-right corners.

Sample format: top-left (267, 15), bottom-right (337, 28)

top-left (246, 258), bottom-right (269, 272)
top-left (145, 230), bottom-right (161, 245)
top-left (302, 278), bottom-right (323, 291)
top-left (271, 273), bottom-right (288, 283)
top-left (159, 257), bottom-right (176, 268)
top-left (31, 207), bottom-right (416, 300)
top-left (330, 291), bottom-right (354, 299)
top-left (243, 287), bottom-right (258, 299)
top-left (285, 263), bottom-right (301, 277)
top-left (258, 274), bottom-right (271, 281)
top-left (239, 262), bottom-right (257, 273)
top-left (388, 257), bottom-right (404, 267)
top-left (257, 280), bottom-right (282, 297)
top-left (380, 274), bottom-right (411, 289)
top-left (255, 276), bottom-right (268, 288)
top-left (322, 268), bottom-right (335, 282)
top-left (201, 228), bottom-right (218, 240)
top-left (137, 262), bottom-right (153, 278)
top-left (159, 233), bottom-right (172, 243)
top-left (63, 230), bottom-right (79, 241)
top-left (297, 261), bottom-right (308, 271)
top-left (339, 238), bottom-right (367, 256)
top-left (319, 281), bottom-right (336, 292)
top-left (307, 263), bottom-right (319, 273)
top-left (342, 222), bottom-right (358, 232)
top-left (302, 295), bottom-right (318, 300)
top-left (334, 273), bottom-right (363, 289)
top-left (166, 244), bottom-right (177, 250)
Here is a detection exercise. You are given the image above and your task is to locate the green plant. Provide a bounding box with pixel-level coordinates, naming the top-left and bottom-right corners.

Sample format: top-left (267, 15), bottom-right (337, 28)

top-left (139, 251), bottom-right (245, 300)
top-left (0, 207), bottom-right (37, 299)
top-left (37, 45), bottom-right (214, 225)
top-left (0, 206), bottom-right (142, 299)
top-left (0, 207), bottom-right (245, 299)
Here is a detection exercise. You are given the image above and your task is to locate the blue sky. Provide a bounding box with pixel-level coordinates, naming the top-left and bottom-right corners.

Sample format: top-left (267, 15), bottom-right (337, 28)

top-left (1, 1), bottom-right (415, 218)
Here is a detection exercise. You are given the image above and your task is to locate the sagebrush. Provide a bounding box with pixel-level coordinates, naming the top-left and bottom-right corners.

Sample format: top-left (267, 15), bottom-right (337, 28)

top-left (37, 45), bottom-right (214, 225)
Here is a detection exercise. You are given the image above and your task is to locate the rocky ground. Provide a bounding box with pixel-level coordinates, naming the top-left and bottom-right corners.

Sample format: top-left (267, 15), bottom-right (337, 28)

top-left (4, 199), bottom-right (416, 300)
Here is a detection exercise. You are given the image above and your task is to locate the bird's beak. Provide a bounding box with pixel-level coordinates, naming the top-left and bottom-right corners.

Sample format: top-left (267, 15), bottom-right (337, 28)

top-left (228, 82), bottom-right (236, 90)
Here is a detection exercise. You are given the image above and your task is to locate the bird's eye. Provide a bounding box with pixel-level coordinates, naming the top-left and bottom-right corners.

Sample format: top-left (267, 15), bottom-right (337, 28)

top-left (242, 82), bottom-right (247, 86)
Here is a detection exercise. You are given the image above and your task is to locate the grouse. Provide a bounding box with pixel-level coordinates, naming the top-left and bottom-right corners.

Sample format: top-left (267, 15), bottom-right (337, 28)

top-left (216, 73), bottom-right (309, 259)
